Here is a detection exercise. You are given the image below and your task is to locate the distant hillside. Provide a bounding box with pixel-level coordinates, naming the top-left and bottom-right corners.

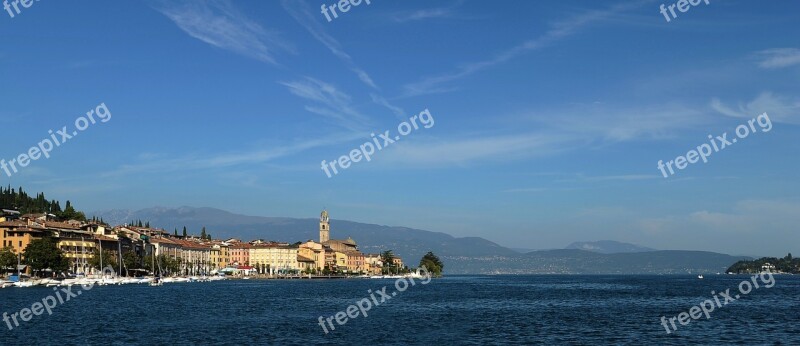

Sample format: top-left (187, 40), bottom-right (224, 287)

top-left (92, 207), bottom-right (751, 275)
top-left (565, 240), bottom-right (655, 254)
top-left (444, 249), bottom-right (751, 274)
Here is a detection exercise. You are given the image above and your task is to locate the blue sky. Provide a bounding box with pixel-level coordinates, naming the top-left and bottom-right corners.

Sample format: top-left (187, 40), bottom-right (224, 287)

top-left (1, 0), bottom-right (798, 256)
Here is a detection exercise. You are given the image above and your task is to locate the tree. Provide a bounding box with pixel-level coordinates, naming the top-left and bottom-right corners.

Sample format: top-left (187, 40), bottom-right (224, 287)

top-left (201, 227), bottom-right (207, 240)
top-left (381, 250), bottom-right (395, 274)
top-left (58, 200), bottom-right (86, 221)
top-left (182, 226), bottom-right (187, 238)
top-left (88, 247), bottom-right (118, 273)
top-left (122, 251), bottom-right (143, 277)
top-left (419, 251), bottom-right (444, 277)
top-left (174, 228), bottom-right (178, 236)
top-left (23, 238), bottom-right (69, 277)
top-left (0, 246), bottom-right (17, 275)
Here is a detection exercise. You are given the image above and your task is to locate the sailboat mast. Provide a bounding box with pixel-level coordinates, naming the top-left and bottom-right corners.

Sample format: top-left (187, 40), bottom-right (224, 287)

top-left (118, 240), bottom-right (122, 277)
top-left (99, 240), bottom-right (103, 276)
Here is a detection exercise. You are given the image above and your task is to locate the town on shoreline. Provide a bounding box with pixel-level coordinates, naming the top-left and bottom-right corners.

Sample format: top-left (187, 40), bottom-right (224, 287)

top-left (1, 192), bottom-right (444, 284)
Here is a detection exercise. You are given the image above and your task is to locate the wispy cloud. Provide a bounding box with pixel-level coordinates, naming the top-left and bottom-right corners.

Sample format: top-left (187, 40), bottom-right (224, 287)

top-left (280, 0), bottom-right (409, 120)
top-left (368, 100), bottom-right (716, 169)
top-left (755, 48), bottom-right (800, 69)
top-left (378, 133), bottom-right (579, 168)
top-left (528, 102), bottom-right (711, 142)
top-left (403, 1), bottom-right (645, 96)
top-left (103, 132), bottom-right (362, 177)
top-left (155, 0), bottom-right (293, 64)
top-left (370, 94), bottom-right (405, 119)
top-left (392, 2), bottom-right (461, 23)
top-left (711, 92), bottom-right (800, 124)
top-left (281, 77), bottom-right (372, 131)
top-left (559, 174), bottom-right (661, 183)
top-left (281, 0), bottom-right (377, 89)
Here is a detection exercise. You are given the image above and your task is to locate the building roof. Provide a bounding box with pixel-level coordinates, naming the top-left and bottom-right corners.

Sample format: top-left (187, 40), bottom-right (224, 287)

top-left (0, 220), bottom-right (29, 227)
top-left (44, 221), bottom-right (81, 230)
top-left (297, 255), bottom-right (316, 263)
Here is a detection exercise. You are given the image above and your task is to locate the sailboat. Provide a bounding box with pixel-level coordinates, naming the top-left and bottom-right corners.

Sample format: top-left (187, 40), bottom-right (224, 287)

top-left (149, 247), bottom-right (162, 286)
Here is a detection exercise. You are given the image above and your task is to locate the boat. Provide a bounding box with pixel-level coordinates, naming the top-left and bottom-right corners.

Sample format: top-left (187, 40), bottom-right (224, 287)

top-left (149, 277), bottom-right (163, 286)
top-left (698, 275), bottom-right (704, 279)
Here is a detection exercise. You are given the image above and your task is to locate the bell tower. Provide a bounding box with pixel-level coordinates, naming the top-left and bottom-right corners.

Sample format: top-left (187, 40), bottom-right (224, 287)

top-left (320, 209), bottom-right (330, 243)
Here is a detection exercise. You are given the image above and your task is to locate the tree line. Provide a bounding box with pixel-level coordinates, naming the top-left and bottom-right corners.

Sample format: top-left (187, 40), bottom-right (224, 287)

top-left (0, 186), bottom-right (86, 221)
top-left (727, 253), bottom-right (799, 274)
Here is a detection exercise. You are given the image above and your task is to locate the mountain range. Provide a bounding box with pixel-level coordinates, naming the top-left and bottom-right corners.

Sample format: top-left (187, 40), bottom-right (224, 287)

top-left (92, 207), bottom-right (750, 274)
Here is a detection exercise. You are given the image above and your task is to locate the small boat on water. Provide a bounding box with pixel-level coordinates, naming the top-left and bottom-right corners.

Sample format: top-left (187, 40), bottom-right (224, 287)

top-left (149, 277), bottom-right (163, 287)
top-left (698, 275), bottom-right (704, 279)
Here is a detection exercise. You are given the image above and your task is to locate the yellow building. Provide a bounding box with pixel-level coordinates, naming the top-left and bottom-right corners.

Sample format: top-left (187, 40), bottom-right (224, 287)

top-left (334, 251), bottom-right (347, 271)
top-left (55, 231), bottom-right (96, 275)
top-left (210, 247), bottom-right (220, 270)
top-left (0, 220), bottom-right (47, 255)
top-left (250, 246), bottom-right (299, 273)
top-left (299, 241), bottom-right (325, 270)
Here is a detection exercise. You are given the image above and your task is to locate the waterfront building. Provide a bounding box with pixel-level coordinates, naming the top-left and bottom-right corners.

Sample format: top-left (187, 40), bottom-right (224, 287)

top-left (0, 219), bottom-right (47, 255)
top-left (365, 253), bottom-right (383, 275)
top-left (344, 251), bottom-right (366, 273)
top-left (250, 245), bottom-right (299, 274)
top-left (298, 255), bottom-right (316, 271)
top-left (230, 243), bottom-right (251, 266)
top-left (174, 239), bottom-right (212, 275)
top-left (50, 226), bottom-right (95, 275)
top-left (298, 240), bottom-right (326, 271)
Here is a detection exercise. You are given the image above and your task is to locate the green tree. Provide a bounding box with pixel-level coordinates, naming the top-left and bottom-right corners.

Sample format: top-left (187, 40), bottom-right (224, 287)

top-left (182, 226), bottom-right (187, 238)
top-left (88, 247), bottom-right (118, 273)
top-left (419, 251), bottom-right (444, 277)
top-left (122, 251), bottom-right (143, 277)
top-left (23, 238), bottom-right (69, 277)
top-left (0, 246), bottom-right (17, 275)
top-left (381, 250), bottom-right (395, 274)
top-left (58, 200), bottom-right (86, 221)
top-left (201, 227), bottom-right (207, 240)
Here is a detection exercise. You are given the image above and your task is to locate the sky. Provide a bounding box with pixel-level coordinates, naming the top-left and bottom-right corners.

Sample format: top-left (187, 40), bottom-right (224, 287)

top-left (1, 0), bottom-right (798, 257)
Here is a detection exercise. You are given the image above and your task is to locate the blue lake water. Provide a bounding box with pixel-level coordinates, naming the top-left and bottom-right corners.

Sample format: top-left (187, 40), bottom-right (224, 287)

top-left (1, 275), bottom-right (798, 345)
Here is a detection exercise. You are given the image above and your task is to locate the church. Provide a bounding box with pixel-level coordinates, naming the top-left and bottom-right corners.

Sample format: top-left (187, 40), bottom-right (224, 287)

top-left (319, 209), bottom-right (358, 253)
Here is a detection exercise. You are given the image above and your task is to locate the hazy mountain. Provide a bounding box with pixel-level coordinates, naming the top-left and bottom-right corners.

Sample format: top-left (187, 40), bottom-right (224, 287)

top-left (92, 207), bottom-right (750, 274)
top-left (446, 249), bottom-right (751, 274)
top-left (565, 240), bottom-right (655, 254)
